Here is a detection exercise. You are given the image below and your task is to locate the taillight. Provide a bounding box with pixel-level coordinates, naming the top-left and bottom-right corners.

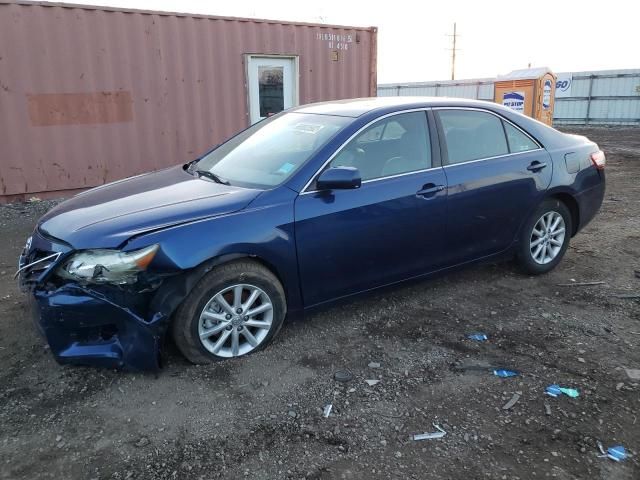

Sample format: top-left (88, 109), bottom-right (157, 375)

top-left (590, 150), bottom-right (606, 170)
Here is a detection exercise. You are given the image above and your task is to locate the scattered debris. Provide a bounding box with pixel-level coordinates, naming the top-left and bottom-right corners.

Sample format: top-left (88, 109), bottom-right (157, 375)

top-left (611, 293), bottom-right (640, 299)
top-left (634, 269), bottom-right (640, 279)
top-left (544, 403), bottom-right (552, 416)
top-left (556, 281), bottom-right (605, 287)
top-left (624, 368), bottom-right (640, 381)
top-left (412, 424), bottom-right (446, 441)
top-left (597, 440), bottom-right (606, 455)
top-left (135, 437), bottom-right (150, 448)
top-left (288, 410), bottom-right (297, 418)
top-left (546, 385), bottom-right (580, 398)
top-left (616, 382), bottom-right (624, 391)
top-left (467, 333), bottom-right (488, 341)
top-left (577, 357), bottom-right (586, 363)
top-left (368, 362), bottom-right (381, 369)
top-left (373, 410), bottom-right (403, 419)
top-left (502, 392), bottom-right (522, 410)
top-left (333, 370), bottom-right (354, 383)
top-left (493, 369), bottom-right (518, 378)
top-left (323, 404), bottom-right (333, 418)
top-left (365, 379), bottom-right (380, 386)
top-left (598, 445), bottom-right (627, 462)
top-left (453, 363), bottom-right (501, 373)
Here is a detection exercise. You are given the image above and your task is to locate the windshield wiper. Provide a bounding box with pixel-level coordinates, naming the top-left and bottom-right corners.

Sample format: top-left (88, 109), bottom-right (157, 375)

top-left (195, 170), bottom-right (230, 185)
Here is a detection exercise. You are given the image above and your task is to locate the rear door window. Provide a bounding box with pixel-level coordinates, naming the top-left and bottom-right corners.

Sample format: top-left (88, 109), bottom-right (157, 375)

top-left (437, 110), bottom-right (509, 164)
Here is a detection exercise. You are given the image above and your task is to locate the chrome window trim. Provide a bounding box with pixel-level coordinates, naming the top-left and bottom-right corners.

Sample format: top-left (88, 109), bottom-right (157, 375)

top-left (441, 148), bottom-right (544, 168)
top-left (432, 106), bottom-right (544, 163)
top-left (360, 166), bottom-right (441, 185)
top-left (300, 108), bottom-right (432, 194)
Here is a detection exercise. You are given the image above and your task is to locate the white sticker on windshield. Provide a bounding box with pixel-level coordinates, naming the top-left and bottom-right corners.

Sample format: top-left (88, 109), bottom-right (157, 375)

top-left (277, 162), bottom-right (296, 174)
top-left (293, 123), bottom-right (325, 134)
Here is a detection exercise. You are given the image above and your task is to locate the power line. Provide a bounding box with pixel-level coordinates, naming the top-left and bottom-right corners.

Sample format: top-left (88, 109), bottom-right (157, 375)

top-left (449, 23), bottom-right (458, 80)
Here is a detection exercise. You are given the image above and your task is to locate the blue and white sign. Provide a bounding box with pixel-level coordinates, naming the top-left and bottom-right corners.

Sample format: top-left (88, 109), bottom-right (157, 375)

top-left (542, 79), bottom-right (552, 110)
top-left (503, 91), bottom-right (525, 112)
top-left (555, 73), bottom-right (573, 98)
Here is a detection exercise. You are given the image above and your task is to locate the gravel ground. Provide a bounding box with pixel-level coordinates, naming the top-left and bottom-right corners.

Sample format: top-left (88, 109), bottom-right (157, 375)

top-left (1, 127), bottom-right (639, 479)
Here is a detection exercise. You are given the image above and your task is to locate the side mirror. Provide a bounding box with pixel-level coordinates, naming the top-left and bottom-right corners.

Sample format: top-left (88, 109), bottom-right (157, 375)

top-left (316, 167), bottom-right (361, 191)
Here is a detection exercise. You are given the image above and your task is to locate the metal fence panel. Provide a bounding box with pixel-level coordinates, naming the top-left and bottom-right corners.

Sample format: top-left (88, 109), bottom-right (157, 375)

top-left (379, 69), bottom-right (640, 125)
top-left (478, 84), bottom-right (494, 100)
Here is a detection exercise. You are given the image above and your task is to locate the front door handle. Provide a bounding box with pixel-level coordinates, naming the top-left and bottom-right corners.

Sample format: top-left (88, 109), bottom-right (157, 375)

top-left (416, 184), bottom-right (445, 198)
top-left (527, 161), bottom-right (547, 172)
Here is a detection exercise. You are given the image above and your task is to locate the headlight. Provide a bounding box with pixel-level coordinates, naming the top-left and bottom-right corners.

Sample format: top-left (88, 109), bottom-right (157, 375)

top-left (57, 244), bottom-right (159, 285)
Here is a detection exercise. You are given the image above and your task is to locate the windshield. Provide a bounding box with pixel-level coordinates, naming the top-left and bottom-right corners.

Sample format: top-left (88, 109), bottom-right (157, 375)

top-left (195, 112), bottom-right (351, 189)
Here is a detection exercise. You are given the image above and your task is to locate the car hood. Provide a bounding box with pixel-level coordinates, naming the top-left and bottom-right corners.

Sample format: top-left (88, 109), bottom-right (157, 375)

top-left (39, 166), bottom-right (262, 249)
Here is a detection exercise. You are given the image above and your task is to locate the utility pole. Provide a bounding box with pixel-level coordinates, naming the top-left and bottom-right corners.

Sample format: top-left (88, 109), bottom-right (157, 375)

top-left (449, 23), bottom-right (458, 80)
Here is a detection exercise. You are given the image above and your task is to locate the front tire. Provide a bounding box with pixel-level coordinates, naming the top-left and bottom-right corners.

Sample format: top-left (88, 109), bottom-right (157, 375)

top-left (517, 198), bottom-right (572, 275)
top-left (172, 260), bottom-right (286, 364)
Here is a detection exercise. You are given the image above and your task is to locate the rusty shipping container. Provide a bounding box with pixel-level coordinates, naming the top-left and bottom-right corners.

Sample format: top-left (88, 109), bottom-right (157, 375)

top-left (0, 1), bottom-right (377, 202)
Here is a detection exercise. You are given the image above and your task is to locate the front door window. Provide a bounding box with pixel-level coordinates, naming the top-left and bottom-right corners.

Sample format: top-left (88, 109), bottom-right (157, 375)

top-left (328, 111), bottom-right (431, 182)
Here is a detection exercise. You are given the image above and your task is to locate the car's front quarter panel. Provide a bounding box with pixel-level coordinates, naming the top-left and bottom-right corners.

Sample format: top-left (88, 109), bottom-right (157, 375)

top-left (124, 185), bottom-right (302, 312)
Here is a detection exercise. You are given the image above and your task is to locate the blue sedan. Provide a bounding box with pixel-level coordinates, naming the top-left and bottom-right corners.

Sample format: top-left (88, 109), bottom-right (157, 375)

top-left (18, 98), bottom-right (605, 370)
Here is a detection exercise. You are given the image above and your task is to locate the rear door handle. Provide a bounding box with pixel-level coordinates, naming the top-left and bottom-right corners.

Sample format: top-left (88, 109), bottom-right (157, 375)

top-left (527, 161), bottom-right (547, 172)
top-left (416, 184), bottom-right (445, 198)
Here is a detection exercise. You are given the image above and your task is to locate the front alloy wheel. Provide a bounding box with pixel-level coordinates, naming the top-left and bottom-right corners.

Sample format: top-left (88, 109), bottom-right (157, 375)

top-left (198, 284), bottom-right (273, 358)
top-left (172, 260), bottom-right (286, 364)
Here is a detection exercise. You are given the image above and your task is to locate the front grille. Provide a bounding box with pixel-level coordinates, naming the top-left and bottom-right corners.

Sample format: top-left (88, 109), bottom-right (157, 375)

top-left (17, 229), bottom-right (70, 289)
top-left (18, 250), bottom-right (62, 288)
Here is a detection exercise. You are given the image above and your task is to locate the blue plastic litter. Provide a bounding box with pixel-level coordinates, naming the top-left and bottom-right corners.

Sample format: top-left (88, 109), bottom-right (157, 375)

top-left (546, 385), bottom-right (562, 397)
top-left (607, 445), bottom-right (627, 462)
top-left (560, 387), bottom-right (579, 398)
top-left (493, 369), bottom-right (518, 378)
top-left (467, 333), bottom-right (488, 341)
top-left (546, 384), bottom-right (580, 398)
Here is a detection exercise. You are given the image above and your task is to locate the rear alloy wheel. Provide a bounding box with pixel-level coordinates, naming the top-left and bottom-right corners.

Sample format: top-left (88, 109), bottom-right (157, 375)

top-left (172, 260), bottom-right (286, 364)
top-left (529, 211), bottom-right (566, 265)
top-left (517, 199), bottom-right (572, 275)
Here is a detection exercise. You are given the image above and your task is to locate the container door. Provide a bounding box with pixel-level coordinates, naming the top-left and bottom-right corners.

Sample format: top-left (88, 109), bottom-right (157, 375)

top-left (247, 56), bottom-right (298, 124)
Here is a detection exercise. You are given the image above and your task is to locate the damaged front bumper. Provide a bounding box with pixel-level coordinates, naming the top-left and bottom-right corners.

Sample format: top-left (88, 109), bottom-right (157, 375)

top-left (19, 230), bottom-right (179, 371)
top-left (29, 284), bottom-right (167, 370)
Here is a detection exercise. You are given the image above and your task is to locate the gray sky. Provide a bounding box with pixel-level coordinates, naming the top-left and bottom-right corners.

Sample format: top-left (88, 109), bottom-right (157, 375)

top-left (65, 0), bottom-right (639, 83)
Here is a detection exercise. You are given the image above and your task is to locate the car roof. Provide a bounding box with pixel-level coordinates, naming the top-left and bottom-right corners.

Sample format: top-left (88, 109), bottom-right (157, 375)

top-left (291, 96), bottom-right (508, 117)
top-left (290, 96), bottom-right (574, 153)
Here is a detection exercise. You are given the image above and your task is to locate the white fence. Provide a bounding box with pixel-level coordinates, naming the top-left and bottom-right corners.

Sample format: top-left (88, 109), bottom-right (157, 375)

top-left (378, 69), bottom-right (640, 126)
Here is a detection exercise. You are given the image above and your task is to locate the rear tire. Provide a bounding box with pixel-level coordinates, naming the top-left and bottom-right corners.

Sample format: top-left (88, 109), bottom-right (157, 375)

top-left (517, 198), bottom-right (572, 275)
top-left (172, 260), bottom-right (286, 364)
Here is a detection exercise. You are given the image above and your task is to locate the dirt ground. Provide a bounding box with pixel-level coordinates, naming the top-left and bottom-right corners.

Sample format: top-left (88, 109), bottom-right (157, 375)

top-left (1, 127), bottom-right (639, 479)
